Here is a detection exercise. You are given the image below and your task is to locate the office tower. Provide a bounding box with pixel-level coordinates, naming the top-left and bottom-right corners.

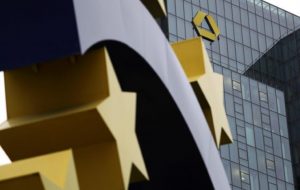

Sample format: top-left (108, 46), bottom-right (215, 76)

top-left (246, 27), bottom-right (300, 189)
top-left (165, 0), bottom-right (300, 189)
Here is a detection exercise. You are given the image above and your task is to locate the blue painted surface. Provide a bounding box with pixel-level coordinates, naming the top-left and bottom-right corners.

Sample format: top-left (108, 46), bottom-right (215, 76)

top-left (0, 0), bottom-right (80, 70)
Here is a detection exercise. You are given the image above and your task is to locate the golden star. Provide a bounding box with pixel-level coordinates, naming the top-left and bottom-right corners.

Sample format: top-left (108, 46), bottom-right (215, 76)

top-left (172, 37), bottom-right (233, 148)
top-left (97, 49), bottom-right (149, 188)
top-left (0, 47), bottom-right (148, 189)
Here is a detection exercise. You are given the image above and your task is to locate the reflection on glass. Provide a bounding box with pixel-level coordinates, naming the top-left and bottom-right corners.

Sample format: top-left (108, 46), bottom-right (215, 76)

top-left (231, 163), bottom-right (241, 187)
top-left (284, 160), bottom-right (294, 184)
top-left (244, 101), bottom-right (253, 124)
top-left (255, 127), bottom-right (264, 150)
top-left (230, 142), bottom-right (239, 163)
top-left (276, 90), bottom-right (286, 115)
top-left (250, 170), bottom-right (259, 190)
top-left (246, 125), bottom-right (255, 146)
top-left (259, 173), bottom-right (268, 190)
top-left (241, 76), bottom-right (250, 101)
top-left (279, 115), bottom-right (288, 138)
top-left (257, 149), bottom-right (267, 173)
top-left (282, 138), bottom-right (291, 160)
top-left (275, 156), bottom-right (285, 180)
top-left (248, 146), bottom-right (258, 170)
top-left (273, 134), bottom-right (282, 157)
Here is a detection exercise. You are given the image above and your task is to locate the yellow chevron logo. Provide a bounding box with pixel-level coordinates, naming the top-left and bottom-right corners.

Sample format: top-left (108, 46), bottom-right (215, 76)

top-left (192, 11), bottom-right (220, 42)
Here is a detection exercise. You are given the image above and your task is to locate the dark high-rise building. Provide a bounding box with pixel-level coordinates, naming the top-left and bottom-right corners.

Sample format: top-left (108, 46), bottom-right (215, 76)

top-left (246, 27), bottom-right (300, 189)
top-left (165, 0), bottom-right (300, 189)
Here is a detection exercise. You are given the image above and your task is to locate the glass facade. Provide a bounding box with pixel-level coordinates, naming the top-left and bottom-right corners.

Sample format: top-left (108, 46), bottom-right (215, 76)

top-left (246, 28), bottom-right (300, 189)
top-left (167, 0), bottom-right (300, 74)
top-left (165, 0), bottom-right (300, 189)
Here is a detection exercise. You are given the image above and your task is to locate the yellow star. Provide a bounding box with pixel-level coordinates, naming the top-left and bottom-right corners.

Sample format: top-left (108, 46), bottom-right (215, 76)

top-left (172, 37), bottom-right (233, 148)
top-left (0, 47), bottom-right (148, 189)
top-left (97, 49), bottom-right (149, 188)
top-left (0, 150), bottom-right (79, 190)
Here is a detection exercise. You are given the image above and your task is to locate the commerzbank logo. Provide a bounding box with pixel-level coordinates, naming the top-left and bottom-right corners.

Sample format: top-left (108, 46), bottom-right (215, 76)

top-left (192, 11), bottom-right (220, 42)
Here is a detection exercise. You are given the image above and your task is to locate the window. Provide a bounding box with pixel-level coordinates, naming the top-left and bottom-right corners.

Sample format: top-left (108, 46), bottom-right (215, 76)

top-left (276, 90), bottom-right (286, 115)
top-left (282, 138), bottom-right (291, 160)
top-left (219, 36), bottom-right (228, 56)
top-left (242, 27), bottom-right (251, 47)
top-left (199, 0), bottom-right (208, 9)
top-left (234, 23), bottom-right (242, 43)
top-left (275, 157), bottom-right (285, 180)
top-left (273, 134), bottom-right (282, 157)
top-left (183, 2), bottom-right (192, 21)
top-left (257, 149), bottom-right (267, 173)
top-left (268, 87), bottom-right (277, 112)
top-left (241, 9), bottom-right (249, 27)
top-left (226, 20), bottom-right (234, 40)
top-left (230, 142), bottom-right (239, 163)
top-left (270, 112), bottom-right (280, 134)
top-left (247, 0), bottom-right (255, 13)
top-left (217, 16), bottom-right (226, 36)
top-left (224, 1), bottom-right (232, 20)
top-left (249, 13), bottom-right (257, 30)
top-left (252, 104), bottom-right (262, 127)
top-left (227, 39), bottom-right (236, 59)
top-left (250, 31), bottom-right (259, 50)
top-left (246, 125), bottom-right (255, 146)
top-left (248, 146), bottom-right (257, 170)
top-left (250, 170), bottom-right (259, 190)
top-left (284, 160), bottom-right (294, 184)
top-left (232, 5), bottom-right (240, 23)
top-left (223, 68), bottom-right (232, 93)
top-left (277, 180), bottom-right (286, 190)
top-left (266, 159), bottom-right (275, 170)
top-left (257, 16), bottom-right (265, 34)
top-left (208, 0), bottom-right (216, 13)
top-left (272, 22), bottom-right (280, 39)
top-left (221, 144), bottom-right (230, 159)
top-left (259, 173), bottom-right (268, 190)
top-left (236, 43), bottom-right (244, 65)
top-left (258, 34), bottom-right (266, 53)
top-left (228, 116), bottom-right (237, 139)
top-left (244, 101), bottom-right (253, 124)
top-left (216, 0), bottom-right (224, 16)
top-left (167, 0), bottom-right (175, 14)
top-left (250, 79), bottom-right (259, 104)
top-left (255, 127), bottom-right (264, 150)
top-left (176, 18), bottom-right (185, 38)
top-left (168, 15), bottom-right (177, 35)
top-left (175, 0), bottom-right (184, 18)
top-left (244, 46), bottom-right (252, 66)
top-left (231, 163), bottom-right (241, 187)
top-left (222, 159), bottom-right (232, 183)
top-left (265, 20), bottom-right (273, 38)
top-left (279, 115), bottom-right (288, 138)
top-left (278, 9), bottom-right (287, 27)
top-left (241, 76), bottom-right (250, 101)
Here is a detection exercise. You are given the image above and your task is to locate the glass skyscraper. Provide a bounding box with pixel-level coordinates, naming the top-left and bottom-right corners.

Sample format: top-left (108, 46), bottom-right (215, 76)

top-left (246, 28), bottom-right (300, 189)
top-left (165, 0), bottom-right (300, 189)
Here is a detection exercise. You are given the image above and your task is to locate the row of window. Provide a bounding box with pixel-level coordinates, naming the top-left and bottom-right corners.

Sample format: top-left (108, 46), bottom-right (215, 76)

top-left (223, 158), bottom-right (294, 190)
top-left (167, 0), bottom-right (297, 37)
top-left (215, 65), bottom-right (286, 116)
top-left (168, 14), bottom-right (294, 71)
top-left (167, 0), bottom-right (300, 30)
top-left (216, 66), bottom-right (294, 189)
